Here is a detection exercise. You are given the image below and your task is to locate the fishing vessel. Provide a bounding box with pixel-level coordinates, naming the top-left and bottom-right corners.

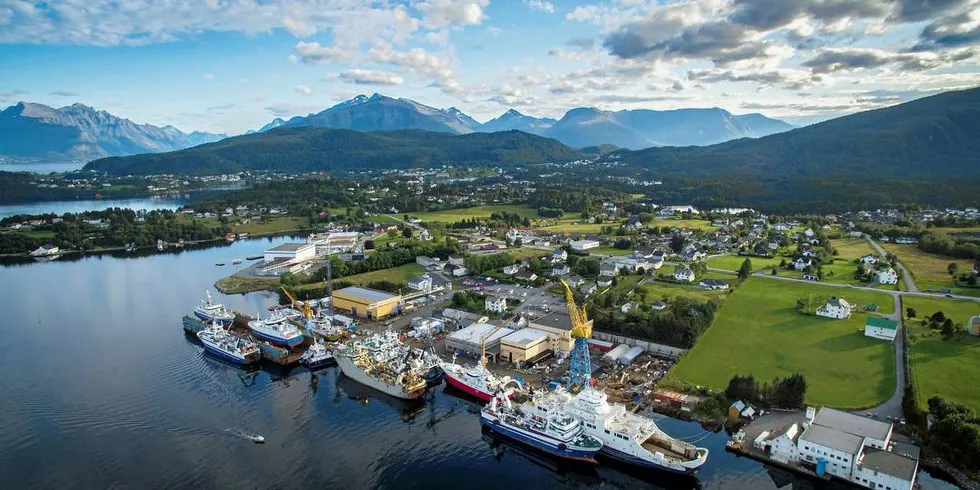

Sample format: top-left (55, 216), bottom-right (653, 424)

top-left (333, 332), bottom-right (430, 399)
top-left (312, 313), bottom-right (344, 341)
top-left (194, 291), bottom-right (235, 327)
top-left (523, 387), bottom-right (709, 474)
top-left (232, 258), bottom-right (242, 265)
top-left (197, 323), bottom-right (260, 365)
top-left (301, 339), bottom-right (336, 369)
top-left (482, 391), bottom-right (603, 463)
top-left (247, 311), bottom-right (304, 347)
top-left (442, 360), bottom-right (522, 401)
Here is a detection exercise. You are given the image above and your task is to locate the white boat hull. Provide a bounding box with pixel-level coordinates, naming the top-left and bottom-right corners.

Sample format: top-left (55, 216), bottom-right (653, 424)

top-left (335, 353), bottom-right (426, 400)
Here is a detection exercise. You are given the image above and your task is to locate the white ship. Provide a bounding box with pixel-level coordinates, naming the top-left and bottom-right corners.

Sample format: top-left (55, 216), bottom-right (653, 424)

top-left (194, 290), bottom-right (235, 327)
top-left (523, 387), bottom-right (708, 474)
top-left (198, 323), bottom-right (260, 365)
top-left (301, 339), bottom-right (336, 369)
top-left (482, 391), bottom-right (603, 463)
top-left (334, 332), bottom-right (429, 399)
top-left (442, 360), bottom-right (522, 401)
top-left (247, 311), bottom-right (304, 347)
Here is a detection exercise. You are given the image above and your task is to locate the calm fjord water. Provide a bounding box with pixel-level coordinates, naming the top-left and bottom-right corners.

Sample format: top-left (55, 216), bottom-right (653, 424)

top-left (0, 237), bottom-right (957, 489)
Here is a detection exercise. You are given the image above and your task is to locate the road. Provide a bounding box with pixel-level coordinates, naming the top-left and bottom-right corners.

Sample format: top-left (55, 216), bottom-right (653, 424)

top-left (865, 235), bottom-right (918, 293)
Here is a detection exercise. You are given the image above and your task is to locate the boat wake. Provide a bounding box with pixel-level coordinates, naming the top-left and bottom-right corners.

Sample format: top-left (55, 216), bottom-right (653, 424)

top-left (224, 428), bottom-right (265, 444)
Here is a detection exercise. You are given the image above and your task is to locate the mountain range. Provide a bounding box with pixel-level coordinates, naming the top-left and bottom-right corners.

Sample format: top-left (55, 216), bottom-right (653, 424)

top-left (0, 102), bottom-right (225, 163)
top-left (261, 93), bottom-right (793, 149)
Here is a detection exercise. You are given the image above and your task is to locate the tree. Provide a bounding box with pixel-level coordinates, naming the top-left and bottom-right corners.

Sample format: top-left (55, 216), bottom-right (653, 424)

top-left (942, 318), bottom-right (956, 340)
top-left (906, 307), bottom-right (917, 319)
top-left (402, 228), bottom-right (413, 239)
top-left (386, 229), bottom-right (398, 239)
top-left (364, 239), bottom-right (376, 250)
top-left (949, 262), bottom-right (959, 275)
top-left (771, 268), bottom-right (778, 276)
top-left (669, 234), bottom-right (686, 253)
top-left (514, 237), bottom-right (523, 248)
top-left (738, 258), bottom-right (752, 281)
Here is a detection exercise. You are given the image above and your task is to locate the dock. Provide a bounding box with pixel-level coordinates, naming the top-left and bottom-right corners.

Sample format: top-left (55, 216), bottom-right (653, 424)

top-left (725, 412), bottom-right (832, 483)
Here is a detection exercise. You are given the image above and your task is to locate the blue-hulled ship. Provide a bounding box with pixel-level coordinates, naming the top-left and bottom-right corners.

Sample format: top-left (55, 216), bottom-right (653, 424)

top-left (247, 311), bottom-right (304, 347)
top-left (194, 291), bottom-right (235, 327)
top-left (197, 323), bottom-right (260, 365)
top-left (481, 391), bottom-right (602, 463)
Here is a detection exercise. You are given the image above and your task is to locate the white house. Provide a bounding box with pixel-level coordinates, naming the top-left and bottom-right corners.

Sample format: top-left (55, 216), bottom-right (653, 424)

top-left (515, 271), bottom-right (537, 282)
top-left (651, 301), bottom-right (667, 311)
top-left (864, 317), bottom-right (899, 341)
top-left (621, 302), bottom-right (635, 313)
top-left (580, 283), bottom-right (598, 296)
top-left (768, 423), bottom-right (801, 464)
top-left (502, 264), bottom-right (521, 275)
top-left (674, 266), bottom-right (696, 282)
top-left (816, 298), bottom-right (852, 319)
top-left (874, 267), bottom-right (899, 285)
top-left (597, 277), bottom-right (613, 287)
top-left (794, 257), bottom-right (812, 271)
top-left (551, 264), bottom-right (571, 276)
top-left (485, 296), bottom-right (507, 313)
top-left (858, 254), bottom-right (879, 265)
top-left (30, 244), bottom-right (59, 256)
top-left (552, 248), bottom-right (568, 261)
top-left (698, 279), bottom-right (729, 290)
top-left (804, 228), bottom-right (815, 237)
top-left (570, 239), bottom-right (600, 251)
top-left (450, 266), bottom-right (470, 277)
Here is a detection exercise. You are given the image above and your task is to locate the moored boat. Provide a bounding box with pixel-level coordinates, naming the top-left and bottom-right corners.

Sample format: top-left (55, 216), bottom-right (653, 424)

top-left (524, 387), bottom-right (709, 474)
top-left (333, 332), bottom-right (429, 399)
top-left (442, 360), bottom-right (522, 402)
top-left (481, 391), bottom-right (602, 463)
top-left (301, 339), bottom-right (336, 369)
top-left (197, 323), bottom-right (261, 365)
top-left (194, 291), bottom-right (235, 327)
top-left (247, 311), bottom-right (304, 347)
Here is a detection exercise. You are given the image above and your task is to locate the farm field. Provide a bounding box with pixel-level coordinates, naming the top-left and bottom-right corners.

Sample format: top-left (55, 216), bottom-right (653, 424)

top-left (642, 280), bottom-right (729, 303)
top-left (403, 205), bottom-right (540, 223)
top-left (706, 255), bottom-right (784, 272)
top-left (903, 296), bottom-right (980, 413)
top-left (588, 246), bottom-right (634, 256)
top-left (670, 278), bottom-right (896, 408)
top-left (235, 216), bottom-right (308, 235)
top-left (338, 263), bottom-right (426, 286)
top-left (649, 219), bottom-right (719, 231)
top-left (539, 222), bottom-right (606, 234)
top-left (830, 238), bottom-right (877, 260)
top-left (881, 243), bottom-right (979, 296)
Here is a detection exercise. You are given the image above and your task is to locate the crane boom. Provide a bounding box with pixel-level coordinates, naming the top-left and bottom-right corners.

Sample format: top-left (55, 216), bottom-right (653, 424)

top-left (280, 286), bottom-right (313, 319)
top-left (560, 279), bottom-right (591, 339)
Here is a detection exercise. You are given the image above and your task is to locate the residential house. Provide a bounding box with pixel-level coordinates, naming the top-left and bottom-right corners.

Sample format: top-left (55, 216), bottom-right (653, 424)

top-left (449, 265), bottom-right (470, 277)
top-left (634, 246), bottom-right (655, 259)
top-left (874, 267), bottom-right (899, 285)
top-left (448, 255), bottom-right (465, 266)
top-left (407, 274), bottom-right (434, 292)
top-left (804, 228), bottom-right (815, 237)
top-left (515, 271), bottom-right (538, 282)
top-left (794, 257), bottom-right (813, 271)
top-left (651, 250), bottom-right (667, 264)
top-left (674, 266), bottom-right (696, 282)
top-left (621, 302), bottom-right (636, 313)
top-left (682, 250), bottom-right (706, 262)
top-left (564, 275), bottom-right (585, 287)
top-left (485, 296), bottom-right (508, 313)
top-left (816, 298), bottom-right (852, 319)
top-left (551, 264), bottom-right (571, 276)
top-left (597, 277), bottom-right (613, 287)
top-left (580, 283), bottom-right (598, 296)
top-left (698, 279), bottom-right (729, 290)
top-left (418, 229), bottom-right (432, 241)
top-left (552, 248), bottom-right (568, 262)
top-left (858, 254), bottom-right (879, 265)
top-left (865, 317), bottom-right (899, 341)
top-left (502, 264), bottom-right (522, 275)
top-left (651, 301), bottom-right (667, 311)
top-left (625, 215), bottom-right (643, 229)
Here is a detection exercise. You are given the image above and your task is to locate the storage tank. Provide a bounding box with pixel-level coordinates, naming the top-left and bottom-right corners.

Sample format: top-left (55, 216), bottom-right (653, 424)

top-left (602, 344), bottom-right (630, 364)
top-left (616, 346), bottom-right (645, 366)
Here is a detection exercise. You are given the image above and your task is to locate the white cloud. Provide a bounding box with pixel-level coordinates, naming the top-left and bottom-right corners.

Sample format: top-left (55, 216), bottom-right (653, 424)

top-left (486, 26), bottom-right (503, 37)
top-left (370, 44), bottom-right (455, 82)
top-left (525, 0), bottom-right (555, 14)
top-left (337, 69), bottom-right (405, 85)
top-left (294, 85), bottom-right (313, 95)
top-left (264, 102), bottom-right (321, 118)
top-left (201, 73), bottom-right (215, 80)
top-left (294, 41), bottom-right (353, 64)
top-left (414, 0), bottom-right (488, 29)
top-left (51, 90), bottom-right (80, 97)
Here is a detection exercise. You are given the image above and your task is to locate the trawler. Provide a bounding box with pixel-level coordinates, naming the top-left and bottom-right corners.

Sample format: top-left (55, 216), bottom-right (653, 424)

top-left (197, 323), bottom-right (260, 365)
top-left (247, 311), bottom-right (304, 347)
top-left (194, 291), bottom-right (235, 327)
top-left (301, 338), bottom-right (336, 369)
top-left (482, 391), bottom-right (603, 463)
top-left (442, 359), bottom-right (522, 401)
top-left (523, 387), bottom-right (708, 474)
top-left (333, 332), bottom-right (430, 399)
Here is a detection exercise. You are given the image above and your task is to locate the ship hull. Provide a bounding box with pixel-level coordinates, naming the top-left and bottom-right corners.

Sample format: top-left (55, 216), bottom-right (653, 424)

top-left (194, 310), bottom-right (233, 327)
top-left (200, 341), bottom-right (260, 365)
top-left (480, 412), bottom-right (598, 463)
top-left (444, 371), bottom-right (492, 401)
top-left (335, 354), bottom-right (427, 400)
top-left (250, 328), bottom-right (303, 347)
top-left (597, 445), bottom-right (700, 475)
top-left (303, 354), bottom-right (337, 369)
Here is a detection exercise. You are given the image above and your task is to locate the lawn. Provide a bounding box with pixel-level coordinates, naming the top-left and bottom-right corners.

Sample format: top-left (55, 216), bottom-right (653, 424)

top-left (903, 296), bottom-right (980, 412)
top-left (706, 255), bottom-right (784, 272)
top-left (649, 219), bottom-right (719, 231)
top-left (642, 279), bottom-right (730, 303)
top-left (881, 243), bottom-right (979, 296)
top-left (338, 263), bottom-right (425, 286)
top-left (670, 278), bottom-right (897, 408)
top-left (403, 205), bottom-right (540, 223)
top-left (830, 238), bottom-right (877, 260)
top-left (235, 216), bottom-right (308, 235)
top-left (12, 230), bottom-right (56, 239)
top-left (539, 222), bottom-right (606, 234)
top-left (588, 246), bottom-right (634, 256)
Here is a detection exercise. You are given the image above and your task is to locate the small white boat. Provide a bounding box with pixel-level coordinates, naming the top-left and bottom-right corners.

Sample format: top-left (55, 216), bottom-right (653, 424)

top-left (250, 434), bottom-right (265, 444)
top-left (232, 258), bottom-right (242, 264)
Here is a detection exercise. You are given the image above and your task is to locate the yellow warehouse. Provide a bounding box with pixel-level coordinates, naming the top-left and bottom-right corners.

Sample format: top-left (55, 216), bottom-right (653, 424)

top-left (332, 286), bottom-right (402, 320)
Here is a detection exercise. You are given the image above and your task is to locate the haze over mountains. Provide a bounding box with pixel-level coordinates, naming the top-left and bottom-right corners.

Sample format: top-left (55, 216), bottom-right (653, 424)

top-left (264, 93), bottom-right (794, 149)
top-left (0, 102), bottom-right (225, 163)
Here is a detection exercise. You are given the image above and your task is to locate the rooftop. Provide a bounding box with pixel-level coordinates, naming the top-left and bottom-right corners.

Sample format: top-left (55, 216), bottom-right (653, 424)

top-left (800, 424), bottom-right (864, 456)
top-left (529, 312), bottom-right (573, 331)
top-left (861, 447), bottom-right (918, 481)
top-left (267, 242), bottom-right (312, 252)
top-left (813, 407), bottom-right (891, 441)
top-left (447, 323), bottom-right (514, 346)
top-left (866, 317), bottom-right (899, 330)
top-left (501, 327), bottom-right (549, 346)
top-left (333, 286), bottom-right (398, 303)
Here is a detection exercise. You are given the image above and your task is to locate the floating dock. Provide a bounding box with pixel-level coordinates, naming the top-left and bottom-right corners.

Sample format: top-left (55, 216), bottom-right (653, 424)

top-left (182, 314), bottom-right (307, 365)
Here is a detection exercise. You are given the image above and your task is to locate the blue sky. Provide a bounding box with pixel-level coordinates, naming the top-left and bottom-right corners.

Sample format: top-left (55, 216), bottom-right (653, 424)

top-left (1, 0), bottom-right (978, 133)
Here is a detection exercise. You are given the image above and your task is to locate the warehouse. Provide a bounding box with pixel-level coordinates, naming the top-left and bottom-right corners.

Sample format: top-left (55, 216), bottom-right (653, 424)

top-left (331, 286), bottom-right (402, 320)
top-left (528, 312), bottom-right (579, 352)
top-left (499, 327), bottom-right (552, 367)
top-left (445, 323), bottom-right (514, 362)
top-left (263, 242), bottom-right (316, 263)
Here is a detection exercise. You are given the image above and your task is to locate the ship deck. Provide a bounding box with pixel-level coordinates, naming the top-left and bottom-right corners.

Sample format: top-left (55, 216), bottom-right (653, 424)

top-left (640, 440), bottom-right (693, 462)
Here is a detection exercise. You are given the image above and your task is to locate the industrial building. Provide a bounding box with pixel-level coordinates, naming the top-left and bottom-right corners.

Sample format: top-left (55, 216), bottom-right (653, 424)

top-left (263, 242), bottom-right (316, 263)
top-left (498, 327), bottom-right (551, 366)
top-left (445, 323), bottom-right (514, 362)
top-left (528, 312), bottom-right (578, 353)
top-left (331, 286), bottom-right (402, 320)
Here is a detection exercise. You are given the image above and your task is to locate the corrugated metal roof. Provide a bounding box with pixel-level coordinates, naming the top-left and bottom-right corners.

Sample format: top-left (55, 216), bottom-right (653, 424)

top-left (333, 286), bottom-right (398, 303)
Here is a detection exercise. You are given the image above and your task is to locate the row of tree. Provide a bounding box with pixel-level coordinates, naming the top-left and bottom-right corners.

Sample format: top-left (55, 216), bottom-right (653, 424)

top-left (725, 373), bottom-right (808, 409)
top-left (587, 296), bottom-right (722, 348)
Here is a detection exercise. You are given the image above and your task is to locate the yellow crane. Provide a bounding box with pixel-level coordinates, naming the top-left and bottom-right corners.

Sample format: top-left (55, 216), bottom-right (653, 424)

top-left (479, 320), bottom-right (508, 367)
top-left (560, 279), bottom-right (591, 339)
top-left (280, 286), bottom-right (313, 319)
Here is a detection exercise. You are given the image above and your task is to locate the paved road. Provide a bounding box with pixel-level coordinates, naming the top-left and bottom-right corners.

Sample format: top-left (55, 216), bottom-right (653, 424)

top-left (865, 235), bottom-right (918, 293)
top-left (864, 293), bottom-right (906, 420)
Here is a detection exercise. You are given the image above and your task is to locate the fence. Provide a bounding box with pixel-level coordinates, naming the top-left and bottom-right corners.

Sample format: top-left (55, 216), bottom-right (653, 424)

top-left (589, 331), bottom-right (687, 358)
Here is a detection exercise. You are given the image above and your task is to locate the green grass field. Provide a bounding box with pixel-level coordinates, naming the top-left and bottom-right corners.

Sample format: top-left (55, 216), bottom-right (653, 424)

top-left (881, 243), bottom-right (979, 296)
top-left (649, 219), bottom-right (719, 231)
top-left (706, 255), bottom-right (784, 272)
top-left (830, 238), bottom-right (877, 260)
top-left (10, 230), bottom-right (56, 239)
top-left (903, 296), bottom-right (980, 412)
top-left (588, 246), bottom-right (634, 256)
top-left (670, 278), bottom-right (897, 408)
top-left (235, 216), bottom-right (308, 235)
top-left (642, 279), bottom-right (730, 303)
top-left (539, 222), bottom-right (606, 234)
top-left (340, 263), bottom-right (425, 286)
top-left (403, 205), bottom-right (540, 223)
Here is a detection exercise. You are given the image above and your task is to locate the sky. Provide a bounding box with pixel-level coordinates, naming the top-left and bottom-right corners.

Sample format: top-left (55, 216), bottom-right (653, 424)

top-left (1, 0), bottom-right (978, 134)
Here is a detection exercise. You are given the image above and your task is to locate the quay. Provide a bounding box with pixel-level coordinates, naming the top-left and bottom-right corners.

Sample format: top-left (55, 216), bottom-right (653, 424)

top-left (725, 411), bottom-right (831, 482)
